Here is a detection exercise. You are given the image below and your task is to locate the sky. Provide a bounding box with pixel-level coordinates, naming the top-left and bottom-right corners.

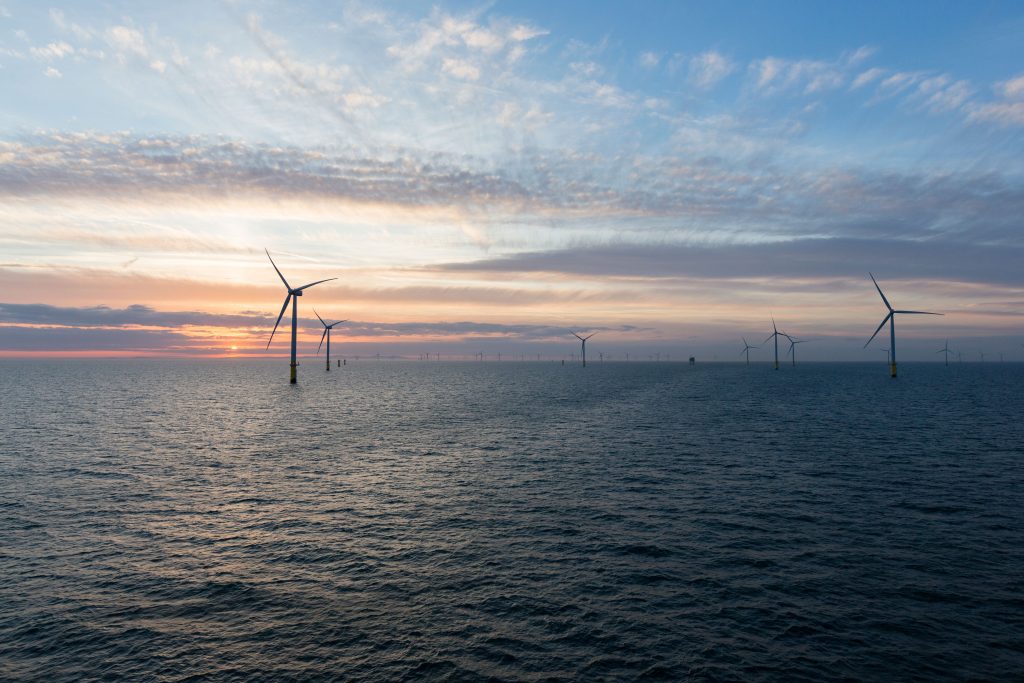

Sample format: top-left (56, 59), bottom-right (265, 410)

top-left (1, 0), bottom-right (1023, 361)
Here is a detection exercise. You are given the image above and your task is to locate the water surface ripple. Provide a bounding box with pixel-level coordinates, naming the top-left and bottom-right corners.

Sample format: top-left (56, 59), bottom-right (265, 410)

top-left (2, 360), bottom-right (1023, 681)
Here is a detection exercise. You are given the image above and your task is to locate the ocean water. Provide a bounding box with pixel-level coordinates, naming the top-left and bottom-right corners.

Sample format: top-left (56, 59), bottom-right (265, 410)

top-left (1, 359), bottom-right (1022, 681)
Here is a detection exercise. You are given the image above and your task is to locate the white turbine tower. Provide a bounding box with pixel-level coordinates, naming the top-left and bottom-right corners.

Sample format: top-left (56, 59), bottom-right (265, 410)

top-left (864, 273), bottom-right (942, 378)
top-left (266, 249), bottom-right (336, 384)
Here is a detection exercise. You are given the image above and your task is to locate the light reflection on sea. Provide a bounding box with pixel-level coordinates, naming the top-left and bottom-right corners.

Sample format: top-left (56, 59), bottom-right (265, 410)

top-left (1, 360), bottom-right (1023, 680)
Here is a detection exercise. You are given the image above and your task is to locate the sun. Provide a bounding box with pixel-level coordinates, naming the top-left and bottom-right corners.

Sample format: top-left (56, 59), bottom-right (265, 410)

top-left (231, 345), bottom-right (238, 351)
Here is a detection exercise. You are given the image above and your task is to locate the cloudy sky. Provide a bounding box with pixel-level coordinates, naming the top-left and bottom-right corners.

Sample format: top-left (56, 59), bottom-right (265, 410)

top-left (1, 0), bottom-right (1023, 359)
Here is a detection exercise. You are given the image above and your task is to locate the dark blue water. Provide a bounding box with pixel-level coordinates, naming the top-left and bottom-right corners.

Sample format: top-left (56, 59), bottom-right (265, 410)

top-left (2, 360), bottom-right (1023, 681)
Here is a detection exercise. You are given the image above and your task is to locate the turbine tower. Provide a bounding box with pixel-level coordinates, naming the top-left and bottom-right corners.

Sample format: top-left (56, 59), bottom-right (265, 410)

top-left (740, 337), bottom-right (758, 365)
top-left (785, 336), bottom-right (807, 366)
top-left (570, 331), bottom-right (596, 367)
top-left (864, 273), bottom-right (942, 378)
top-left (266, 249), bottom-right (336, 384)
top-left (763, 317), bottom-right (785, 370)
top-left (936, 339), bottom-right (952, 367)
top-left (314, 310), bottom-right (347, 372)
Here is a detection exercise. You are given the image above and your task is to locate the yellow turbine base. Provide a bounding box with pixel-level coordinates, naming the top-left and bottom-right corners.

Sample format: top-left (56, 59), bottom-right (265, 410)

top-left (890, 361), bottom-right (897, 378)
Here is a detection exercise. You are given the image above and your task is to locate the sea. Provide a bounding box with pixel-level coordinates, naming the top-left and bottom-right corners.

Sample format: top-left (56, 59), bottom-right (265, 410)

top-left (1, 359), bottom-right (1022, 681)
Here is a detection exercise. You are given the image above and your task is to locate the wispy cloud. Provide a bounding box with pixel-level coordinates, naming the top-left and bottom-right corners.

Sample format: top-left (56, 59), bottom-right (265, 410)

top-left (688, 50), bottom-right (734, 89)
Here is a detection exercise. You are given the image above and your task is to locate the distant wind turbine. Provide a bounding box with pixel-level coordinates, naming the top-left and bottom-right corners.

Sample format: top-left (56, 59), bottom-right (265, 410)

top-left (740, 337), bottom-right (758, 365)
top-left (763, 317), bottom-right (786, 370)
top-left (570, 331), bottom-right (596, 367)
top-left (785, 336), bottom-right (808, 366)
top-left (864, 273), bottom-right (942, 378)
top-left (314, 310), bottom-right (347, 372)
top-left (266, 249), bottom-right (336, 384)
top-left (880, 347), bottom-right (890, 364)
top-left (936, 339), bottom-right (952, 367)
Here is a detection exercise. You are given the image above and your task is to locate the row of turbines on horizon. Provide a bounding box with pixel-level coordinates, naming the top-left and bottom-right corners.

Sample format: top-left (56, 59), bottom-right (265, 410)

top-left (263, 250), bottom-right (1013, 384)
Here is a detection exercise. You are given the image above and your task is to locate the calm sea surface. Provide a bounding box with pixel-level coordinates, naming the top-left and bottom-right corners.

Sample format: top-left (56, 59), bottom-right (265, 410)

top-left (1, 360), bottom-right (1023, 681)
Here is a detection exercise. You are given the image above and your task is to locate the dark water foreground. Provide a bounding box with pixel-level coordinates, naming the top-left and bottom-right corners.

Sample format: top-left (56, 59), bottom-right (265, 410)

top-left (1, 360), bottom-right (1023, 681)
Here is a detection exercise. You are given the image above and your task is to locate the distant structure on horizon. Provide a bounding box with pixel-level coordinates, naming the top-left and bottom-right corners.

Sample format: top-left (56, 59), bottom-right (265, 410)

top-left (786, 336), bottom-right (807, 367)
top-left (740, 337), bottom-right (758, 366)
top-left (314, 310), bottom-right (347, 372)
top-left (764, 317), bottom-right (786, 370)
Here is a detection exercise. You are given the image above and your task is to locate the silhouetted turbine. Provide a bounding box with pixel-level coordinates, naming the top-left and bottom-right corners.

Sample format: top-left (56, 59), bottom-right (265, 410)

top-left (314, 310), bottom-right (347, 372)
top-left (570, 331), bottom-right (596, 367)
top-left (266, 249), bottom-right (336, 384)
top-left (763, 317), bottom-right (785, 370)
top-left (740, 337), bottom-right (758, 365)
top-left (864, 273), bottom-right (942, 378)
top-left (785, 335), bottom-right (807, 366)
top-left (936, 338), bottom-right (952, 367)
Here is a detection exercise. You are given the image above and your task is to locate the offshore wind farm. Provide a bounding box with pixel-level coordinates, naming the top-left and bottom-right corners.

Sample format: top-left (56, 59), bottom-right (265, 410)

top-left (2, 2), bottom-right (1024, 682)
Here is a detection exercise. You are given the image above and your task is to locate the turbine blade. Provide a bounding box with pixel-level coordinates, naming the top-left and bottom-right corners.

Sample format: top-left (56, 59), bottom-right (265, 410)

top-left (742, 337), bottom-right (748, 346)
top-left (894, 310), bottom-right (943, 315)
top-left (314, 308), bottom-right (327, 326)
top-left (584, 333), bottom-right (597, 340)
top-left (332, 319), bottom-right (347, 327)
top-left (267, 294), bottom-right (291, 348)
top-left (869, 272), bottom-right (893, 311)
top-left (571, 332), bottom-right (584, 341)
top-left (317, 327), bottom-right (328, 354)
top-left (864, 312), bottom-right (892, 348)
top-left (296, 277), bottom-right (338, 291)
top-left (266, 249), bottom-right (291, 290)
top-left (763, 333), bottom-right (775, 344)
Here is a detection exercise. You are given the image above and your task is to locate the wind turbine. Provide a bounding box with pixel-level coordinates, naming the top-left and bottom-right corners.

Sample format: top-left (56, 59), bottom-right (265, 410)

top-left (786, 336), bottom-right (808, 366)
top-left (740, 337), bottom-right (758, 365)
top-left (266, 249), bottom-right (336, 384)
top-left (936, 339), bottom-right (952, 367)
top-left (314, 310), bottom-right (347, 372)
top-left (570, 331), bottom-right (596, 367)
top-left (763, 317), bottom-right (785, 370)
top-left (864, 273), bottom-right (942, 378)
